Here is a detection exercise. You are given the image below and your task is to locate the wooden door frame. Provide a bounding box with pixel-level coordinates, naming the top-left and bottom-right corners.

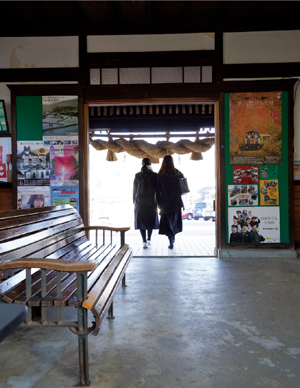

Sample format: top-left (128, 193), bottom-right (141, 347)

top-left (84, 96), bottom-right (220, 254)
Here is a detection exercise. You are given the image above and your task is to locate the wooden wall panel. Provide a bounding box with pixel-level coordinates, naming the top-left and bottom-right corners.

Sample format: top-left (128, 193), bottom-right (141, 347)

top-left (294, 185), bottom-right (300, 246)
top-left (0, 188), bottom-right (13, 211)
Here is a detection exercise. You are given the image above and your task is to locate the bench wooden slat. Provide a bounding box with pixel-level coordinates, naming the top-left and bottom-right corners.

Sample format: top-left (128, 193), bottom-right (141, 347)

top-left (90, 247), bottom-right (132, 321)
top-left (0, 218), bottom-right (83, 258)
top-left (0, 258), bottom-right (96, 271)
top-left (0, 205), bottom-right (71, 220)
top-left (0, 208), bottom-right (79, 232)
top-left (0, 228), bottom-right (86, 264)
top-left (0, 213), bottom-right (81, 244)
top-left (10, 241), bottom-right (97, 306)
top-left (82, 244), bottom-right (131, 313)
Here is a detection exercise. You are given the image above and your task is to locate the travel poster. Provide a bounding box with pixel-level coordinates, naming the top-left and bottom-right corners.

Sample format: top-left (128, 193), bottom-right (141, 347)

top-left (233, 166), bottom-right (259, 184)
top-left (260, 165), bottom-right (278, 179)
top-left (228, 206), bottom-right (280, 243)
top-left (230, 92), bottom-right (282, 165)
top-left (42, 96), bottom-right (78, 137)
top-left (260, 179), bottom-right (279, 206)
top-left (17, 186), bottom-right (50, 209)
top-left (294, 160), bottom-right (300, 181)
top-left (0, 137), bottom-right (11, 181)
top-left (50, 186), bottom-right (79, 211)
top-left (228, 185), bottom-right (258, 207)
top-left (17, 141), bottom-right (50, 186)
top-left (48, 140), bottom-right (79, 186)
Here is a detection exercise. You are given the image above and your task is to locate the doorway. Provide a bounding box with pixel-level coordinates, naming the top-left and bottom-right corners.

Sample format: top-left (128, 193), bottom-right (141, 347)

top-left (87, 101), bottom-right (217, 257)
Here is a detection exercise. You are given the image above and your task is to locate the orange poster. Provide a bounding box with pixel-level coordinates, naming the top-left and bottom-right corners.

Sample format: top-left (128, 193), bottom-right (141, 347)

top-left (230, 92), bottom-right (282, 165)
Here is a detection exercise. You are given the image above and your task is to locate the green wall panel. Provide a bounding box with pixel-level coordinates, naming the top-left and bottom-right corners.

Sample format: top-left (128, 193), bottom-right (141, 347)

top-left (225, 91), bottom-right (289, 243)
top-left (16, 96), bottom-right (43, 141)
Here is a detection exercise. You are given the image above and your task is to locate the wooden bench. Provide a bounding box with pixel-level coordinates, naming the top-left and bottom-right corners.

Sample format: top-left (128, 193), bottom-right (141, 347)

top-left (0, 205), bottom-right (132, 386)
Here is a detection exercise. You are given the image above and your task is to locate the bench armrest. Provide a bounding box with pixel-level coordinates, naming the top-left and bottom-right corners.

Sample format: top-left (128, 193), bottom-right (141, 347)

top-left (0, 258), bottom-right (96, 272)
top-left (82, 225), bottom-right (130, 233)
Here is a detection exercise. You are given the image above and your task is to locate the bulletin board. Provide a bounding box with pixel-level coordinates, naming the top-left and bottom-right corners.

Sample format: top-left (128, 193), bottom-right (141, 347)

top-left (15, 95), bottom-right (80, 212)
top-left (224, 91), bottom-right (289, 244)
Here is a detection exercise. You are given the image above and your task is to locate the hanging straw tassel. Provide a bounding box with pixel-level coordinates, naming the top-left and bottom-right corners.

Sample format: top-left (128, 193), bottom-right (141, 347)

top-left (106, 149), bottom-right (118, 161)
top-left (190, 130), bottom-right (203, 160)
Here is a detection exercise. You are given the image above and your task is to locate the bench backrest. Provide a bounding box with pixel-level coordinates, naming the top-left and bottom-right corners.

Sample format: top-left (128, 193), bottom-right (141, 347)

top-left (0, 205), bottom-right (86, 271)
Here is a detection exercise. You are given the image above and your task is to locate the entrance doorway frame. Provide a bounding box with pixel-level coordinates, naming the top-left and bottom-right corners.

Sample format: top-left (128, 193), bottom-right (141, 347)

top-left (84, 96), bottom-right (220, 255)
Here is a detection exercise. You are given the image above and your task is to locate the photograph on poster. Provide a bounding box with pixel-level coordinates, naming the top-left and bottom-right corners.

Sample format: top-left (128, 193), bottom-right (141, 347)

top-left (42, 96), bottom-right (78, 137)
top-left (294, 161), bottom-right (300, 181)
top-left (50, 186), bottom-right (79, 211)
top-left (228, 185), bottom-right (258, 206)
top-left (260, 165), bottom-right (278, 179)
top-left (230, 91), bottom-right (282, 165)
top-left (260, 179), bottom-right (279, 205)
top-left (17, 141), bottom-right (50, 186)
top-left (49, 142), bottom-right (79, 186)
top-left (233, 166), bottom-right (259, 184)
top-left (17, 186), bottom-right (50, 209)
top-left (228, 206), bottom-right (280, 243)
top-left (0, 137), bottom-right (11, 182)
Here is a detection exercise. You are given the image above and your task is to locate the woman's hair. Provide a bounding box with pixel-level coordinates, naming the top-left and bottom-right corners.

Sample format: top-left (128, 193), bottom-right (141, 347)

top-left (27, 194), bottom-right (45, 208)
top-left (141, 158), bottom-right (151, 174)
top-left (158, 155), bottom-right (178, 176)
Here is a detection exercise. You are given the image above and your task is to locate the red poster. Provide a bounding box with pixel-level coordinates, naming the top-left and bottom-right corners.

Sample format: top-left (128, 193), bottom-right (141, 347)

top-left (0, 146), bottom-right (6, 178)
top-left (233, 166), bottom-right (259, 184)
top-left (230, 92), bottom-right (282, 165)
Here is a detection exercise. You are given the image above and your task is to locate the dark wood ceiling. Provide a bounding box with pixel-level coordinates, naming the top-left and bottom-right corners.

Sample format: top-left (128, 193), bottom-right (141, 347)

top-left (1, 1), bottom-right (300, 37)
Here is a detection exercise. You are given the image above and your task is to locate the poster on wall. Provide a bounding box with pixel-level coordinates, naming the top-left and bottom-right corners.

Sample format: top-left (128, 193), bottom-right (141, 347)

top-left (0, 137), bottom-right (11, 182)
top-left (260, 165), bottom-right (278, 179)
top-left (17, 186), bottom-right (50, 209)
top-left (50, 186), bottom-right (79, 211)
top-left (42, 96), bottom-right (78, 137)
top-left (17, 141), bottom-right (50, 186)
top-left (260, 179), bottom-right (279, 205)
top-left (233, 166), bottom-right (259, 184)
top-left (228, 206), bottom-right (280, 243)
top-left (47, 140), bottom-right (79, 186)
top-left (229, 91), bottom-right (282, 165)
top-left (294, 160), bottom-right (300, 181)
top-left (228, 185), bottom-right (258, 206)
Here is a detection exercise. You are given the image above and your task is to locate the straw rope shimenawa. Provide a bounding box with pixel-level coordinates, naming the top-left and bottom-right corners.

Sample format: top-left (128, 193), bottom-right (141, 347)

top-left (90, 132), bottom-right (215, 163)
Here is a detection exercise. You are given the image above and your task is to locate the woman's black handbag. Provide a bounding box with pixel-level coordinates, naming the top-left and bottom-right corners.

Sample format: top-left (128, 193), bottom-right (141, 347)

top-left (259, 235), bottom-right (265, 242)
top-left (179, 177), bottom-right (190, 195)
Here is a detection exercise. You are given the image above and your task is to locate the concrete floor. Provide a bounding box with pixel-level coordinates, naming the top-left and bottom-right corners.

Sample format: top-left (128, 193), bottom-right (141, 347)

top-left (1, 256), bottom-right (300, 388)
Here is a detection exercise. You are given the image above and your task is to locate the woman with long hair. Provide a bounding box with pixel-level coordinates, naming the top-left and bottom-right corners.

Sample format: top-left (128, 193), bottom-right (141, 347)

top-left (21, 194), bottom-right (45, 209)
top-left (133, 158), bottom-right (159, 248)
top-left (157, 155), bottom-right (184, 249)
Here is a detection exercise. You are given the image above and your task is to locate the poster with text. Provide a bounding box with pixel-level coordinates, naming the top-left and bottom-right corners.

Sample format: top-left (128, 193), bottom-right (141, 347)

top-left (260, 165), bottom-right (278, 180)
top-left (17, 186), bottom-right (50, 210)
top-left (233, 166), bottom-right (259, 184)
top-left (228, 206), bottom-right (280, 243)
top-left (228, 185), bottom-right (258, 207)
top-left (230, 92), bottom-right (282, 165)
top-left (294, 160), bottom-right (300, 181)
top-left (50, 186), bottom-right (79, 211)
top-left (42, 96), bottom-right (78, 137)
top-left (260, 179), bottom-right (279, 206)
top-left (48, 139), bottom-right (79, 186)
top-left (0, 137), bottom-right (11, 181)
top-left (17, 141), bottom-right (50, 186)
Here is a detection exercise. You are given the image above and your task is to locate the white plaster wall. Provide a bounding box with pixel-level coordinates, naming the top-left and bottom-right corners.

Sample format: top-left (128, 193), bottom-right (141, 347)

top-left (224, 30), bottom-right (300, 64)
top-left (0, 37), bottom-right (79, 69)
top-left (87, 33), bottom-right (215, 52)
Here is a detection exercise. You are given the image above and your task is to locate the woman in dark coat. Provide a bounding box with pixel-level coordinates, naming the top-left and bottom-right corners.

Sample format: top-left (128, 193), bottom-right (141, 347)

top-left (133, 158), bottom-right (159, 249)
top-left (157, 155), bottom-right (184, 249)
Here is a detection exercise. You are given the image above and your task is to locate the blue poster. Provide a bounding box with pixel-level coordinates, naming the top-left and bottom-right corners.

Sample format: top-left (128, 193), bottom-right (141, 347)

top-left (50, 186), bottom-right (79, 211)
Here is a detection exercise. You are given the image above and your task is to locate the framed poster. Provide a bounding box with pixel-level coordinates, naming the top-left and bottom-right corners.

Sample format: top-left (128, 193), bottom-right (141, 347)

top-left (230, 92), bottom-right (282, 165)
top-left (0, 100), bottom-right (9, 135)
top-left (228, 206), bottom-right (280, 243)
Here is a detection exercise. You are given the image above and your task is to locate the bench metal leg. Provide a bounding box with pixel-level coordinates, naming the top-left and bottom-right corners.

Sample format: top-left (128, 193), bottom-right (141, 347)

top-left (108, 302), bottom-right (115, 319)
top-left (122, 273), bottom-right (127, 288)
top-left (77, 272), bottom-right (90, 386)
top-left (78, 306), bottom-right (90, 386)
